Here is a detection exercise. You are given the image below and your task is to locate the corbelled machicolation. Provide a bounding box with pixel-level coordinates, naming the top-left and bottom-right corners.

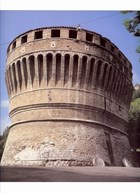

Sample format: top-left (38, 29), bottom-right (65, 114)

top-left (1, 26), bottom-right (133, 166)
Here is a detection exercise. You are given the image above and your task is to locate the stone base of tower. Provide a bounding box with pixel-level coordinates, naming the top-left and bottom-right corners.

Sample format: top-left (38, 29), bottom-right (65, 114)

top-left (1, 121), bottom-right (133, 167)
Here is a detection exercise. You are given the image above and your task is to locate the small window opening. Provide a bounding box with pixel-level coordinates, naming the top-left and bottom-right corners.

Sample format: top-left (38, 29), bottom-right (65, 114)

top-left (21, 35), bottom-right (27, 44)
top-left (86, 33), bottom-right (93, 42)
top-left (34, 31), bottom-right (43, 39)
top-left (51, 29), bottom-right (60, 37)
top-left (118, 52), bottom-right (121, 58)
top-left (100, 38), bottom-right (106, 47)
top-left (12, 41), bottom-right (16, 49)
top-left (111, 45), bottom-right (115, 52)
top-left (69, 30), bottom-right (77, 39)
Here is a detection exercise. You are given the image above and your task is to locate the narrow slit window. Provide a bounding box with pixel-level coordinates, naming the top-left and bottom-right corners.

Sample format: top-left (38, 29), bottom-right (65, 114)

top-left (86, 33), bottom-right (93, 42)
top-left (111, 45), bottom-right (115, 52)
top-left (51, 29), bottom-right (60, 37)
top-left (34, 31), bottom-right (43, 39)
top-left (100, 38), bottom-right (106, 47)
top-left (21, 35), bottom-right (27, 44)
top-left (12, 41), bottom-right (16, 50)
top-left (69, 30), bottom-right (77, 39)
top-left (118, 52), bottom-right (121, 58)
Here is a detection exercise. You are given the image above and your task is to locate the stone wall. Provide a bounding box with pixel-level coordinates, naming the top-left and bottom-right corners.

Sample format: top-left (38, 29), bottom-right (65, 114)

top-left (1, 27), bottom-right (133, 166)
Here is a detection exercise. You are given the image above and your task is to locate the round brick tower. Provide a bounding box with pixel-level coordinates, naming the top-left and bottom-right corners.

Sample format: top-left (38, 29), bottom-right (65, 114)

top-left (1, 27), bottom-right (133, 166)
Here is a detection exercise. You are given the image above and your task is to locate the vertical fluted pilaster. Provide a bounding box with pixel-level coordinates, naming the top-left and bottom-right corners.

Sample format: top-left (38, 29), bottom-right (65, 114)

top-left (15, 62), bottom-right (20, 93)
top-left (7, 69), bottom-right (12, 96)
top-left (84, 58), bottom-right (91, 90)
top-left (34, 56), bottom-right (39, 88)
top-left (8, 72), bottom-right (12, 96)
top-left (80, 56), bottom-right (87, 89)
top-left (114, 71), bottom-right (120, 95)
top-left (119, 76), bottom-right (125, 100)
top-left (87, 58), bottom-right (95, 90)
top-left (21, 58), bottom-right (27, 90)
top-left (117, 75), bottom-right (123, 97)
top-left (111, 68), bottom-right (117, 93)
top-left (61, 55), bottom-right (65, 87)
top-left (43, 55), bottom-right (47, 87)
top-left (13, 63), bottom-right (18, 93)
top-left (104, 64), bottom-right (110, 90)
top-left (16, 61), bottom-right (22, 91)
top-left (97, 60), bottom-right (102, 87)
top-left (26, 57), bottom-right (32, 89)
top-left (5, 75), bottom-right (10, 97)
top-left (92, 59), bottom-right (98, 88)
top-left (122, 79), bottom-right (127, 101)
top-left (128, 85), bottom-right (133, 104)
top-left (98, 62), bottom-right (105, 88)
top-left (107, 66), bottom-right (114, 92)
top-left (52, 54), bottom-right (56, 87)
top-left (126, 83), bottom-right (132, 105)
top-left (10, 65), bottom-right (16, 94)
top-left (124, 81), bottom-right (129, 104)
top-left (68, 55), bottom-right (73, 88)
top-left (125, 85), bottom-right (130, 105)
top-left (76, 57), bottom-right (82, 89)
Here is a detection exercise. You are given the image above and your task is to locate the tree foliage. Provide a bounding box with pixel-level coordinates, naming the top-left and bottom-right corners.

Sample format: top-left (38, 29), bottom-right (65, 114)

top-left (121, 11), bottom-right (140, 61)
top-left (0, 127), bottom-right (10, 160)
top-left (121, 11), bottom-right (140, 38)
top-left (128, 86), bottom-right (140, 152)
top-left (132, 87), bottom-right (140, 101)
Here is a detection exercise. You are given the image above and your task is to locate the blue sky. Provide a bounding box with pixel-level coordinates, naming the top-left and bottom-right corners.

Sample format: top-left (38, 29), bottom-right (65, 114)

top-left (0, 10), bottom-right (140, 135)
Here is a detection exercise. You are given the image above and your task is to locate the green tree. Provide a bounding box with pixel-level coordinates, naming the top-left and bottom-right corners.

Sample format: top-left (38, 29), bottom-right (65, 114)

top-left (121, 11), bottom-right (140, 61)
top-left (121, 11), bottom-right (140, 37)
top-left (132, 87), bottom-right (140, 101)
top-left (0, 127), bottom-right (10, 160)
top-left (128, 85), bottom-right (140, 165)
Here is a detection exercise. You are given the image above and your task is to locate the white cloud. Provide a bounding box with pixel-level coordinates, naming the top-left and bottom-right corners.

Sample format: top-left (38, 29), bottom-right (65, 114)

top-left (1, 99), bottom-right (9, 108)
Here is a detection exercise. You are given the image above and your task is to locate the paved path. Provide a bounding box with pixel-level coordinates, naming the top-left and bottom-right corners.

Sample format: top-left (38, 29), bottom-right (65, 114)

top-left (1, 166), bottom-right (140, 182)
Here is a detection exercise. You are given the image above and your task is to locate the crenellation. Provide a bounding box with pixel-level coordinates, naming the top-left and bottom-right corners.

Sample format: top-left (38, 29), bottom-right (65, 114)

top-left (2, 26), bottom-right (133, 167)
